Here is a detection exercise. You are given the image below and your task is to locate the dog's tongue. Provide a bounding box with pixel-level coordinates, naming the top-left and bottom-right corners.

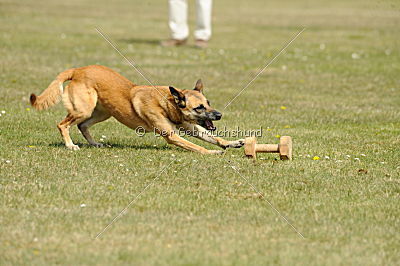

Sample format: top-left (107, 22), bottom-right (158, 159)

top-left (205, 120), bottom-right (216, 131)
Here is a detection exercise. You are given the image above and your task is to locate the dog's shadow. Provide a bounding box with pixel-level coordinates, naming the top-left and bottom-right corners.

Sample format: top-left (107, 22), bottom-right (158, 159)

top-left (48, 142), bottom-right (172, 151)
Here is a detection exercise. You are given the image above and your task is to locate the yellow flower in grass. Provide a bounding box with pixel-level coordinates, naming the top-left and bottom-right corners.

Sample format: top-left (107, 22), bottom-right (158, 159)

top-left (284, 125), bottom-right (290, 128)
top-left (275, 135), bottom-right (281, 138)
top-left (313, 156), bottom-right (320, 160)
top-left (280, 106), bottom-right (287, 110)
top-left (27, 145), bottom-right (36, 148)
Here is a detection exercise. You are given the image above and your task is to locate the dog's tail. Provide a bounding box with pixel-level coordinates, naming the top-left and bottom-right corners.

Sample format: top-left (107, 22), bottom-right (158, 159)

top-left (30, 68), bottom-right (75, 110)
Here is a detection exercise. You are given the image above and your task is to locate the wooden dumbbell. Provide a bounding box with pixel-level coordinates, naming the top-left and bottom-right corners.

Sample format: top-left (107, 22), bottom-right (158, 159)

top-left (244, 136), bottom-right (292, 160)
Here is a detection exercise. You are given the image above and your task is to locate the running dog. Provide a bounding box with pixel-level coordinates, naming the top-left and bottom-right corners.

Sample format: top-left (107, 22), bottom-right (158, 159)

top-left (30, 65), bottom-right (244, 154)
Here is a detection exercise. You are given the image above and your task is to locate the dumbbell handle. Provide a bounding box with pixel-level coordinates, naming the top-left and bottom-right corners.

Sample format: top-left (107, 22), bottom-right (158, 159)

top-left (255, 144), bottom-right (279, 153)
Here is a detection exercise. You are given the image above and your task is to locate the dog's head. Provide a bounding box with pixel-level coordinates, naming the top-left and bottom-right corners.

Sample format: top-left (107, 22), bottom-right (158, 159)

top-left (169, 79), bottom-right (221, 131)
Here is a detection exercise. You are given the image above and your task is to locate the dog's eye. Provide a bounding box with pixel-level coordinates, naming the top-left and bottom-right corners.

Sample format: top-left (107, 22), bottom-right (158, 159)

top-left (207, 100), bottom-right (210, 106)
top-left (194, 104), bottom-right (205, 113)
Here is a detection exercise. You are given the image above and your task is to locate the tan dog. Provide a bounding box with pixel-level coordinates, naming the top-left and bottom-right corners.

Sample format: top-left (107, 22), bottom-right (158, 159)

top-left (30, 65), bottom-right (244, 154)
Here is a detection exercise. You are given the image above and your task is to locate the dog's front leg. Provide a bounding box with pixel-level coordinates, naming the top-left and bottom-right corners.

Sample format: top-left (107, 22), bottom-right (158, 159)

top-left (163, 132), bottom-right (224, 155)
top-left (152, 120), bottom-right (224, 154)
top-left (181, 123), bottom-right (244, 149)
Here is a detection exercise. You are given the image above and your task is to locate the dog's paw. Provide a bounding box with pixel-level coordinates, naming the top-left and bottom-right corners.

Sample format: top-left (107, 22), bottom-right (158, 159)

top-left (67, 144), bottom-right (80, 151)
top-left (226, 139), bottom-right (245, 149)
top-left (208, 150), bottom-right (225, 155)
top-left (91, 142), bottom-right (104, 148)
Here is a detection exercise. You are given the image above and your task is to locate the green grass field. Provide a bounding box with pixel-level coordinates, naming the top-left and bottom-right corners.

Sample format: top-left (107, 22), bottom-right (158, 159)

top-left (1, 0), bottom-right (399, 264)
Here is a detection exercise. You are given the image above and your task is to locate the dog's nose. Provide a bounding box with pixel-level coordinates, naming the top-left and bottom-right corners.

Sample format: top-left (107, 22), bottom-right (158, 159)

top-left (214, 111), bottom-right (222, 120)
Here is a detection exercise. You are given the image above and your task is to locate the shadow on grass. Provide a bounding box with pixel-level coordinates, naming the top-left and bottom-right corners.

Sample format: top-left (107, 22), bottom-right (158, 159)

top-left (118, 38), bottom-right (160, 46)
top-left (48, 142), bottom-right (172, 151)
top-left (118, 38), bottom-right (202, 50)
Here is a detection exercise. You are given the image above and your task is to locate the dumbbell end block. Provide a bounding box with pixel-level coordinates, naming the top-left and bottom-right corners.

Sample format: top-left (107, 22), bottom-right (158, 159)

top-left (244, 136), bottom-right (257, 159)
top-left (279, 136), bottom-right (292, 160)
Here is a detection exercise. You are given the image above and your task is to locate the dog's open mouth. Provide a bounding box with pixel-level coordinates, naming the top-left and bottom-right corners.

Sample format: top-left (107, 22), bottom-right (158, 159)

top-left (199, 120), bottom-right (216, 131)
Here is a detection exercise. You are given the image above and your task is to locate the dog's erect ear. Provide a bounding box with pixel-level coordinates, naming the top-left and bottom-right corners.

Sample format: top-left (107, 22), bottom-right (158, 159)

top-left (194, 79), bottom-right (203, 93)
top-left (169, 86), bottom-right (186, 108)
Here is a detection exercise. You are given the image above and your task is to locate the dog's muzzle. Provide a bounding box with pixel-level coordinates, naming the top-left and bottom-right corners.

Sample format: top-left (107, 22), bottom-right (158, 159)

top-left (198, 111), bottom-right (222, 131)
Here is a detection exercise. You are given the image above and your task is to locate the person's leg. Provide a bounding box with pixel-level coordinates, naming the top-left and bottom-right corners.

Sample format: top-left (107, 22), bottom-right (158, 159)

top-left (194, 0), bottom-right (212, 42)
top-left (169, 0), bottom-right (189, 41)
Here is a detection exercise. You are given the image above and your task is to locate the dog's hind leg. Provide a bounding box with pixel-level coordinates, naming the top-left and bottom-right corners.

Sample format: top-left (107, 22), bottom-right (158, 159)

top-left (78, 106), bottom-right (111, 147)
top-left (57, 114), bottom-right (83, 150)
top-left (57, 82), bottom-right (97, 150)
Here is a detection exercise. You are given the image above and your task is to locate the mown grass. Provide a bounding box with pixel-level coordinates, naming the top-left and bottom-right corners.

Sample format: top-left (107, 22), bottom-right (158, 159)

top-left (0, 0), bottom-right (399, 265)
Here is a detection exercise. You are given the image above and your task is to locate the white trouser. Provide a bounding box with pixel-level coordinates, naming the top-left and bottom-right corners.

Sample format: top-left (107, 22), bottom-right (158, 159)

top-left (168, 0), bottom-right (212, 41)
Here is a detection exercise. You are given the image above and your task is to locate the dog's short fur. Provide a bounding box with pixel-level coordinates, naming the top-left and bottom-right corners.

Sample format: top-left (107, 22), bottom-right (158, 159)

top-left (30, 65), bottom-right (244, 154)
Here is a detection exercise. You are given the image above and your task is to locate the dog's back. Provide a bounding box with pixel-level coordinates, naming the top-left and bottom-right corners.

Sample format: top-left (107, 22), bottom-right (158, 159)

top-left (30, 65), bottom-right (135, 110)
